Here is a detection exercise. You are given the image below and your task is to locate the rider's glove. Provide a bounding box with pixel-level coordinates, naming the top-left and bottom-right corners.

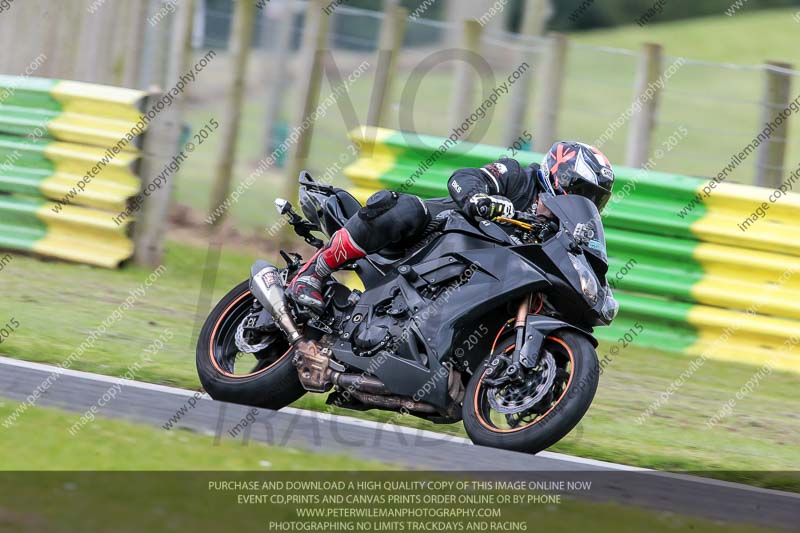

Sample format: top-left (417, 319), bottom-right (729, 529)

top-left (466, 193), bottom-right (515, 221)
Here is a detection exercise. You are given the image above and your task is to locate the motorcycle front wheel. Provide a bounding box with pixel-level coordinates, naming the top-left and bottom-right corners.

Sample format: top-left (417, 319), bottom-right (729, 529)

top-left (196, 280), bottom-right (305, 410)
top-left (463, 328), bottom-right (599, 454)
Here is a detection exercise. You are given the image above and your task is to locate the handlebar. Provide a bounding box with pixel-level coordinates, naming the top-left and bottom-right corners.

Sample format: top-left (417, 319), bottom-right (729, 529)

top-left (493, 216), bottom-right (537, 231)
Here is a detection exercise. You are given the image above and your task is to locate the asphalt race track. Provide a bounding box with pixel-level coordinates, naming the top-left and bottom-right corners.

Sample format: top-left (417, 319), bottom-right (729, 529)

top-left (1, 356), bottom-right (798, 530)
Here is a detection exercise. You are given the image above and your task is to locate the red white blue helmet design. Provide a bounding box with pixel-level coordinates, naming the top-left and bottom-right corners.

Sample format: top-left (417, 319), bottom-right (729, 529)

top-left (540, 141), bottom-right (614, 211)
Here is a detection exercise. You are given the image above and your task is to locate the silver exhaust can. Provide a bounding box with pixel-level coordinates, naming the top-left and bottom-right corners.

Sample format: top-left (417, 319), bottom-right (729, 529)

top-left (249, 261), bottom-right (302, 344)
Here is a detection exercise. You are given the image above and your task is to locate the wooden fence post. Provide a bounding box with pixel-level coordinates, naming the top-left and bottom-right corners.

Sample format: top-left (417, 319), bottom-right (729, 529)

top-left (504, 0), bottom-right (552, 148)
top-left (449, 19), bottom-right (483, 141)
top-left (123, 0), bottom-right (149, 87)
top-left (625, 42), bottom-right (663, 168)
top-left (166, 0), bottom-right (197, 81)
top-left (107, 1), bottom-right (131, 86)
top-left (137, 0), bottom-right (166, 89)
top-left (284, 0), bottom-right (332, 207)
top-left (192, 0), bottom-right (207, 48)
top-left (207, 0), bottom-right (257, 228)
top-left (49, 0), bottom-right (85, 79)
top-left (261, 0), bottom-right (296, 157)
top-left (14, 0), bottom-right (46, 76)
top-left (0, 0), bottom-right (14, 74)
top-left (133, 1), bottom-right (196, 266)
top-left (75, 0), bottom-right (115, 83)
top-left (366, 0), bottom-right (407, 128)
top-left (38, 0), bottom-right (60, 79)
top-left (532, 32), bottom-right (568, 152)
top-left (755, 61), bottom-right (793, 188)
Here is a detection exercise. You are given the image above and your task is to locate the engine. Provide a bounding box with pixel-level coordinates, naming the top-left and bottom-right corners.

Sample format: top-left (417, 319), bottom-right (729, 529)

top-left (350, 289), bottom-right (428, 365)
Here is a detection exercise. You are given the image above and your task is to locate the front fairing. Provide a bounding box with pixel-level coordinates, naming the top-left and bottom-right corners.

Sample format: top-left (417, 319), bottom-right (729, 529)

top-left (540, 194), bottom-right (616, 326)
top-left (542, 194), bottom-right (608, 275)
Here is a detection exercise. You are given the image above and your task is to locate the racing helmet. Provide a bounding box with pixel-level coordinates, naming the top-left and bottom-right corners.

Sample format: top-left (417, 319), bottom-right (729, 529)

top-left (539, 141), bottom-right (615, 211)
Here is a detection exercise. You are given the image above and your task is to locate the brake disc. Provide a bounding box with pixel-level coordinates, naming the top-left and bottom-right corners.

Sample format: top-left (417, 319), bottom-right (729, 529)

top-left (235, 319), bottom-right (274, 353)
top-left (487, 350), bottom-right (557, 415)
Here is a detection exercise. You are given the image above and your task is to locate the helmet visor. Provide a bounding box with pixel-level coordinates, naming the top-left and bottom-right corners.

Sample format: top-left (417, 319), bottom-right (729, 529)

top-left (558, 170), bottom-right (612, 212)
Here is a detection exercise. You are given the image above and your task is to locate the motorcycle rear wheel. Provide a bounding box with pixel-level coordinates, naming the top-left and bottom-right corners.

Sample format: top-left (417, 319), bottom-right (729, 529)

top-left (196, 280), bottom-right (305, 409)
top-left (463, 328), bottom-right (598, 454)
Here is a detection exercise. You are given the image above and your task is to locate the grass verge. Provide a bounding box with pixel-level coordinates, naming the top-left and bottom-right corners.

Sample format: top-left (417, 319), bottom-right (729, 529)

top-left (0, 401), bottom-right (782, 533)
top-left (0, 242), bottom-right (798, 489)
top-left (0, 400), bottom-right (388, 471)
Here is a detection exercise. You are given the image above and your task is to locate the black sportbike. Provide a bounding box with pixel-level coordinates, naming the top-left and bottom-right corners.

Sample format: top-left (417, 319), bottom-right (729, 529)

top-left (197, 172), bottom-right (618, 453)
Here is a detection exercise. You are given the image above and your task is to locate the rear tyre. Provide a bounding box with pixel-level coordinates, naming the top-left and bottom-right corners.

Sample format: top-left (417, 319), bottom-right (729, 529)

top-left (463, 329), bottom-right (598, 454)
top-left (196, 280), bottom-right (305, 410)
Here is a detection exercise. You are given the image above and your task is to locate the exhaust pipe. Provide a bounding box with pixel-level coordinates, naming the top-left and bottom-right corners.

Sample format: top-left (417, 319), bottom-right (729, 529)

top-left (250, 260), bottom-right (302, 344)
top-left (348, 391), bottom-right (438, 414)
top-left (333, 374), bottom-right (390, 395)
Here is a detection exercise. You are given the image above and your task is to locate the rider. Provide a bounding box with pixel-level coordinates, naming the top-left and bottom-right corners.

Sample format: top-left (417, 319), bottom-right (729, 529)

top-left (288, 141), bottom-right (615, 314)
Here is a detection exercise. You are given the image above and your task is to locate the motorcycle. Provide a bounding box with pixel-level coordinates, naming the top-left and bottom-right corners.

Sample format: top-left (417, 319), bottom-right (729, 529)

top-left (196, 172), bottom-right (618, 453)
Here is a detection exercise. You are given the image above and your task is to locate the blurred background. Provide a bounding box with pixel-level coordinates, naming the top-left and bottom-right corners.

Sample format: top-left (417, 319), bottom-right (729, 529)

top-left (3, 0), bottom-right (798, 235)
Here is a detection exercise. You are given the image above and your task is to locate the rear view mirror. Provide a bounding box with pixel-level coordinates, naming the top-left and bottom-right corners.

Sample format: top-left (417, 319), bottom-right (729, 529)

top-left (275, 198), bottom-right (291, 215)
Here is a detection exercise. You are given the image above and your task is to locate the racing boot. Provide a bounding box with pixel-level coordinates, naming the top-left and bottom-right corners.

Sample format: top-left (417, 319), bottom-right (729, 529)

top-left (287, 228), bottom-right (365, 314)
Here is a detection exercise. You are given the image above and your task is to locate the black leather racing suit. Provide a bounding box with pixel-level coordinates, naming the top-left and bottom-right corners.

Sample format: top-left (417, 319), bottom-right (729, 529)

top-left (343, 158), bottom-right (540, 254)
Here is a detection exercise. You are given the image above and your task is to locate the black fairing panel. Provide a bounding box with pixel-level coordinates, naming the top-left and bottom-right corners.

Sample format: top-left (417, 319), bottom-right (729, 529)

top-left (415, 246), bottom-right (551, 369)
top-left (354, 213), bottom-right (508, 291)
top-left (336, 235), bottom-right (552, 408)
top-left (543, 194), bottom-right (608, 269)
top-left (443, 212), bottom-right (512, 244)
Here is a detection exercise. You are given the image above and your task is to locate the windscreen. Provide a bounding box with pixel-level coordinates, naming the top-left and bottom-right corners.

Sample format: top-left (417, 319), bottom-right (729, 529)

top-left (542, 194), bottom-right (607, 265)
top-left (299, 186), bottom-right (324, 230)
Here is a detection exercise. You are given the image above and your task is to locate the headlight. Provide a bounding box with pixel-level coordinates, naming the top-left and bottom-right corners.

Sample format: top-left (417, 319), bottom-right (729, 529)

top-left (568, 253), bottom-right (599, 305)
top-left (601, 290), bottom-right (619, 322)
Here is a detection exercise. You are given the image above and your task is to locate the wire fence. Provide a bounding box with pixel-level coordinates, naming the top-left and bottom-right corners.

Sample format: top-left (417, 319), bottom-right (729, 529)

top-left (219, 2), bottom-right (800, 188)
top-left (2, 0), bottom-right (798, 229)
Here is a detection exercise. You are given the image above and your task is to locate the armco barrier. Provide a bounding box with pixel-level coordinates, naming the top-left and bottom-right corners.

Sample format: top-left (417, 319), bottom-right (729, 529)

top-left (0, 76), bottom-right (148, 268)
top-left (344, 127), bottom-right (800, 373)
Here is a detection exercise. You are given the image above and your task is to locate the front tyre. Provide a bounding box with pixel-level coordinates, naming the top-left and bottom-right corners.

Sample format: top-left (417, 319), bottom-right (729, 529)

top-left (463, 329), bottom-right (598, 454)
top-left (196, 280), bottom-right (305, 410)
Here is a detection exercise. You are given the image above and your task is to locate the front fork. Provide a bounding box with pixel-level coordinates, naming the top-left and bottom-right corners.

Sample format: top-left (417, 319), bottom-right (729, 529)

top-left (486, 296), bottom-right (544, 385)
top-left (508, 297), bottom-right (530, 376)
